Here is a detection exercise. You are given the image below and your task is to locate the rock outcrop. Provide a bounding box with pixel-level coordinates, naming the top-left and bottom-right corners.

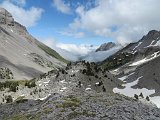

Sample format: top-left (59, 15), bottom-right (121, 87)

top-left (0, 8), bottom-right (14, 26)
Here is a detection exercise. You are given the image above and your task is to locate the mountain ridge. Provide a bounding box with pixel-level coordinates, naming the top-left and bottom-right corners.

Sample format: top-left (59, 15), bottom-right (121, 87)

top-left (0, 8), bottom-right (68, 80)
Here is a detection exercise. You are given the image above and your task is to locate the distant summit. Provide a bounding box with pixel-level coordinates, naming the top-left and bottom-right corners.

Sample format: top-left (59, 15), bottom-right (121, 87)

top-left (96, 42), bottom-right (116, 52)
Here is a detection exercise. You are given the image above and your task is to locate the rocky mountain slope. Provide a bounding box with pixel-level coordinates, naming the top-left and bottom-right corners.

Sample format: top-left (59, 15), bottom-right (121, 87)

top-left (96, 42), bottom-right (116, 52)
top-left (0, 61), bottom-right (160, 120)
top-left (100, 30), bottom-right (160, 107)
top-left (0, 8), bottom-right (67, 80)
top-left (100, 30), bottom-right (160, 70)
top-left (0, 61), bottom-right (122, 104)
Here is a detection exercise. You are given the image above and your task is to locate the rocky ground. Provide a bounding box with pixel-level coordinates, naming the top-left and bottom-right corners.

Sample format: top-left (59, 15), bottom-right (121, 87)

top-left (1, 92), bottom-right (160, 120)
top-left (0, 61), bottom-right (160, 120)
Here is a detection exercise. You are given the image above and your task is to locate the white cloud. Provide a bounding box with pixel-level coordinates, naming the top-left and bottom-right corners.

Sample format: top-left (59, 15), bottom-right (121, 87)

top-left (41, 38), bottom-right (121, 62)
top-left (53, 0), bottom-right (71, 14)
top-left (70, 0), bottom-right (160, 45)
top-left (41, 38), bottom-right (100, 61)
top-left (11, 0), bottom-right (26, 6)
top-left (59, 31), bottom-right (85, 38)
top-left (81, 45), bottom-right (122, 62)
top-left (0, 0), bottom-right (44, 27)
top-left (56, 43), bottom-right (96, 55)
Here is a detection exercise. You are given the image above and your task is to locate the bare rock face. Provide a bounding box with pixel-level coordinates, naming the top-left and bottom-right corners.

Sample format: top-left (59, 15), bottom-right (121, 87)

top-left (0, 8), bottom-right (14, 26)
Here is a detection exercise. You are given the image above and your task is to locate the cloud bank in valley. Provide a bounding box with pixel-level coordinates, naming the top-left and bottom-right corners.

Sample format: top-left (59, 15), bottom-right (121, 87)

top-left (42, 38), bottom-right (121, 62)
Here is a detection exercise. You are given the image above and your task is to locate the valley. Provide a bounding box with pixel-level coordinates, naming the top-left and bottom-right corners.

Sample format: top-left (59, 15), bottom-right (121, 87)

top-left (0, 2), bottom-right (160, 120)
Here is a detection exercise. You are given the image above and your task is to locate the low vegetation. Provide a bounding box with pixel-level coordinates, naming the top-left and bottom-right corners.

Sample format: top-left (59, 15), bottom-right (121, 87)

top-left (0, 81), bottom-right (18, 92)
top-left (56, 96), bottom-right (81, 108)
top-left (0, 68), bottom-right (13, 79)
top-left (68, 110), bottom-right (96, 119)
top-left (15, 96), bottom-right (28, 104)
top-left (0, 79), bottom-right (36, 92)
top-left (38, 44), bottom-right (69, 64)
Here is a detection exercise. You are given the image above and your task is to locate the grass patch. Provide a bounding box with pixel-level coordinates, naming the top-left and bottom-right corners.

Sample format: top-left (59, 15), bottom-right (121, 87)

top-left (0, 79), bottom-right (36, 92)
top-left (56, 97), bottom-right (80, 108)
top-left (68, 110), bottom-right (96, 119)
top-left (5, 113), bottom-right (41, 120)
top-left (43, 107), bottom-right (53, 114)
top-left (4, 114), bottom-right (28, 120)
top-left (15, 96), bottom-right (28, 104)
top-left (38, 44), bottom-right (69, 64)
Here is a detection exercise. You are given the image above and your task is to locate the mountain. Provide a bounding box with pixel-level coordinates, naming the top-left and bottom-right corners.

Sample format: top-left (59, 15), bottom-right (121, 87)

top-left (0, 8), bottom-right (68, 80)
top-left (100, 30), bottom-right (160, 107)
top-left (78, 42), bottom-right (121, 62)
top-left (0, 8), bottom-right (160, 120)
top-left (96, 42), bottom-right (116, 52)
top-left (0, 61), bottom-right (160, 120)
top-left (100, 30), bottom-right (160, 70)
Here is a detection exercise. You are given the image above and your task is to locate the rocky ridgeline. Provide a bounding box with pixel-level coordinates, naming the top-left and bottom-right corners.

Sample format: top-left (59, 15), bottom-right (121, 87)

top-left (0, 8), bottom-right (34, 41)
top-left (0, 61), bottom-right (160, 120)
top-left (0, 8), bottom-right (14, 26)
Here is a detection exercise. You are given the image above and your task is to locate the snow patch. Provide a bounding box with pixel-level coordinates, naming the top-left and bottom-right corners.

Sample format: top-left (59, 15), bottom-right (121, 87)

top-left (85, 88), bottom-right (91, 91)
top-left (133, 42), bottom-right (142, 51)
top-left (71, 70), bottom-right (79, 73)
top-left (118, 76), bottom-right (128, 81)
top-left (150, 96), bottom-right (160, 108)
top-left (113, 68), bottom-right (119, 72)
top-left (150, 40), bottom-right (155, 45)
top-left (60, 79), bottom-right (67, 84)
top-left (39, 94), bottom-right (51, 101)
top-left (113, 76), bottom-right (160, 108)
top-left (95, 82), bottom-right (99, 85)
top-left (129, 51), bottom-right (160, 66)
top-left (61, 87), bottom-right (67, 90)
top-left (113, 76), bottom-right (155, 97)
top-left (43, 80), bottom-right (50, 84)
top-left (20, 94), bottom-right (25, 97)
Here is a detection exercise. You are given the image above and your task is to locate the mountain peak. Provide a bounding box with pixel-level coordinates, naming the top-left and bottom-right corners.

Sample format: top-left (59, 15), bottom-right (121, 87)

top-left (96, 42), bottom-right (116, 52)
top-left (141, 30), bottom-right (160, 41)
top-left (0, 8), bottom-right (14, 26)
top-left (148, 30), bottom-right (159, 35)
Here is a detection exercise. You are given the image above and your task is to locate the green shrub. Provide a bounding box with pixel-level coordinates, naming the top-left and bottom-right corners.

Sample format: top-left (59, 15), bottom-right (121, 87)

top-left (134, 94), bottom-right (139, 100)
top-left (5, 95), bottom-right (13, 103)
top-left (146, 96), bottom-right (150, 101)
top-left (25, 80), bottom-right (36, 88)
top-left (0, 81), bottom-right (18, 92)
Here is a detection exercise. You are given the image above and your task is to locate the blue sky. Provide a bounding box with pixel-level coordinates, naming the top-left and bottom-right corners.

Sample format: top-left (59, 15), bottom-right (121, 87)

top-left (1, 0), bottom-right (160, 60)
top-left (27, 0), bottom-right (111, 45)
top-left (0, 0), bottom-right (110, 45)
